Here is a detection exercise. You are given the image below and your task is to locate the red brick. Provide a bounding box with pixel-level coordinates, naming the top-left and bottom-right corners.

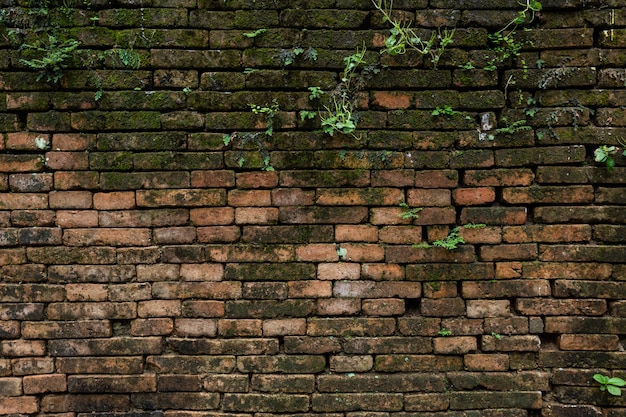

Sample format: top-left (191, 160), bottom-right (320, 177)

top-left (262, 318), bottom-right (307, 336)
top-left (179, 263), bottom-right (223, 281)
top-left (288, 281), bottom-right (332, 298)
top-left (191, 170), bottom-right (235, 187)
top-left (45, 152), bottom-right (89, 170)
top-left (11, 357), bottom-right (54, 375)
top-left (23, 374), bottom-right (67, 394)
top-left (316, 298), bottom-right (361, 316)
top-left (467, 300), bottom-right (510, 318)
top-left (503, 224), bottom-right (592, 243)
top-left (559, 334), bottom-right (620, 351)
top-left (370, 207), bottom-right (412, 225)
top-left (235, 207), bottom-right (278, 224)
top-left (56, 210), bottom-right (99, 228)
top-left (271, 188), bottom-right (315, 206)
top-left (379, 225), bottom-right (422, 244)
top-left (52, 133), bottom-right (95, 150)
top-left (421, 298), bottom-right (465, 316)
top-left (434, 336), bottom-right (477, 354)
top-left (502, 185), bottom-right (594, 204)
top-left (174, 318), bottom-right (217, 337)
top-left (479, 244), bottom-right (538, 261)
top-left (0, 193), bottom-right (47, 209)
top-left (453, 187), bottom-right (495, 205)
top-left (462, 280), bottom-right (551, 298)
top-left (0, 155), bottom-right (44, 173)
top-left (197, 226), bottom-right (241, 242)
top-left (49, 191), bottom-right (92, 209)
top-left (414, 170), bottom-right (459, 188)
top-left (66, 284), bottom-right (108, 301)
top-left (464, 169), bottom-right (534, 186)
top-left (362, 298), bottom-right (405, 316)
top-left (138, 300), bottom-right (181, 317)
top-left (218, 319), bottom-right (262, 337)
top-left (9, 173), bottom-right (53, 192)
top-left (339, 244), bottom-right (385, 262)
top-left (131, 318), bottom-right (174, 336)
top-left (6, 132), bottom-right (50, 150)
top-left (423, 281), bottom-right (457, 298)
top-left (296, 244), bottom-right (338, 262)
top-left (190, 207), bottom-right (234, 225)
top-left (137, 189), bottom-right (225, 207)
top-left (0, 340), bottom-right (46, 357)
top-left (0, 397), bottom-right (38, 414)
top-left (93, 191), bottom-right (136, 209)
top-left (317, 188), bottom-right (403, 206)
top-left (407, 188), bottom-right (451, 206)
top-left (459, 225), bottom-right (502, 244)
top-left (335, 225), bottom-right (378, 242)
top-left (372, 91), bottom-right (412, 109)
top-left (464, 353), bottom-right (510, 371)
top-left (228, 189), bottom-right (271, 206)
top-left (236, 171), bottom-right (278, 188)
top-left (63, 228), bottom-right (152, 246)
top-left (372, 170), bottom-right (415, 187)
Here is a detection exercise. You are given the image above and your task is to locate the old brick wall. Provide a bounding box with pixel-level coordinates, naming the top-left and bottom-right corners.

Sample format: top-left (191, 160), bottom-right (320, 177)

top-left (0, 0), bottom-right (625, 415)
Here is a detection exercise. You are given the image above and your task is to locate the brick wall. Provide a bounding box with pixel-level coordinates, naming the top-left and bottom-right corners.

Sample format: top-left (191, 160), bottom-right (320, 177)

top-left (0, 0), bottom-right (625, 415)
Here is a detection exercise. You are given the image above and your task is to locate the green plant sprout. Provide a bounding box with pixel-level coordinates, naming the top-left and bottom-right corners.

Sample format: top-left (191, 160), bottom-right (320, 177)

top-left (432, 105), bottom-right (458, 116)
top-left (308, 86), bottom-right (324, 100)
top-left (373, 0), bottom-right (454, 68)
top-left (319, 46), bottom-right (367, 139)
top-left (432, 226), bottom-right (465, 250)
top-left (487, 117), bottom-right (533, 140)
top-left (593, 373), bottom-right (625, 396)
top-left (279, 47), bottom-right (318, 66)
top-left (438, 328), bottom-right (452, 336)
top-left (485, 1), bottom-right (542, 73)
top-left (20, 35), bottom-right (80, 83)
top-left (398, 202), bottom-right (423, 220)
top-left (491, 332), bottom-right (502, 340)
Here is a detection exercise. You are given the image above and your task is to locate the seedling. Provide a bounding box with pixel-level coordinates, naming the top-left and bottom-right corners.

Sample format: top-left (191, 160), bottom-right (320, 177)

top-left (594, 138), bottom-right (625, 171)
top-left (593, 373), bottom-right (625, 396)
top-left (432, 226), bottom-right (464, 250)
top-left (438, 328), bottom-right (452, 337)
top-left (432, 105), bottom-right (458, 116)
top-left (398, 202), bottom-right (422, 220)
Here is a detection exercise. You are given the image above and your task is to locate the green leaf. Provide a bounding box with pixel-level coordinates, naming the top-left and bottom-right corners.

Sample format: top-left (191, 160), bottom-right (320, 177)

top-left (607, 385), bottom-right (622, 396)
top-left (608, 377), bottom-right (626, 387)
top-left (594, 374), bottom-right (610, 384)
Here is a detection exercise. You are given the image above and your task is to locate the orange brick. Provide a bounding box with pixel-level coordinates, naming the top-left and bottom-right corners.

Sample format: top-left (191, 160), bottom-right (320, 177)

top-left (49, 191), bottom-right (92, 209)
top-left (288, 281), bottom-right (332, 298)
top-left (0, 397), bottom-right (38, 414)
top-left (175, 318), bottom-right (218, 337)
top-left (218, 319), bottom-right (262, 337)
top-left (335, 225), bottom-right (378, 242)
top-left (190, 207), bottom-right (234, 225)
top-left (407, 188), bottom-right (451, 206)
top-left (228, 189), bottom-right (271, 206)
top-left (93, 192), bottom-right (136, 210)
top-left (6, 132), bottom-right (50, 150)
top-left (263, 319), bottom-right (307, 336)
top-left (191, 170), bottom-right (235, 187)
top-left (453, 187), bottom-right (496, 205)
top-left (66, 284), bottom-right (108, 302)
top-left (297, 244), bottom-right (338, 262)
top-left (197, 226), bottom-right (241, 242)
top-left (235, 207), bottom-right (278, 224)
top-left (317, 263), bottom-right (360, 280)
top-left (372, 91), bottom-right (412, 109)
top-left (23, 374), bottom-right (67, 394)
top-left (138, 300), bottom-right (181, 318)
top-left (45, 152), bottom-right (89, 170)
top-left (559, 334), bottom-right (620, 351)
top-left (236, 171), bottom-right (278, 188)
top-left (52, 133), bottom-right (95, 150)
top-left (131, 318), bottom-right (174, 336)
top-left (180, 264), bottom-right (224, 281)
top-left (362, 298), bottom-right (405, 316)
top-left (434, 336), bottom-right (477, 354)
top-left (271, 188), bottom-right (316, 206)
top-left (56, 210), bottom-right (99, 228)
top-left (464, 353), bottom-right (509, 371)
top-left (379, 225), bottom-right (422, 244)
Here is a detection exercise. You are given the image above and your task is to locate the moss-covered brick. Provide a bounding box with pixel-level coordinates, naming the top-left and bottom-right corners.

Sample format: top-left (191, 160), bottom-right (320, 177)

top-left (224, 263), bottom-right (315, 281)
top-left (99, 171), bottom-right (189, 190)
top-left (225, 300), bottom-right (316, 318)
top-left (279, 206), bottom-right (368, 224)
top-left (5, 92), bottom-right (51, 111)
top-left (505, 68), bottom-right (597, 90)
top-left (242, 225), bottom-right (334, 243)
top-left (280, 9), bottom-right (367, 28)
top-left (450, 149), bottom-right (494, 169)
top-left (26, 112), bottom-right (71, 132)
top-left (495, 146), bottom-right (586, 167)
top-left (96, 91), bottom-right (186, 111)
top-left (137, 189), bottom-right (226, 207)
top-left (62, 70), bottom-right (152, 90)
top-left (160, 111), bottom-right (205, 130)
top-left (223, 393), bottom-right (309, 412)
top-left (369, 70), bottom-right (452, 89)
top-left (190, 10), bottom-right (236, 29)
top-left (151, 49), bottom-right (242, 69)
top-left (98, 8), bottom-right (188, 27)
top-left (96, 132), bottom-right (186, 151)
top-left (71, 111), bottom-right (161, 131)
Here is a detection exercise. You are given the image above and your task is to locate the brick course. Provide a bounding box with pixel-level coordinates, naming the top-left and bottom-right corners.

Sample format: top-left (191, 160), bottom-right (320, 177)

top-left (0, 0), bottom-right (624, 415)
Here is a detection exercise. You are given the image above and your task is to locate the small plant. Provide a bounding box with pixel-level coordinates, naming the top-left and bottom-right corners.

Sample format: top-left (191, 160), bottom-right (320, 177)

top-left (373, 0), bottom-right (454, 68)
top-left (438, 328), bottom-right (452, 337)
top-left (594, 138), bottom-right (626, 171)
top-left (223, 100), bottom-right (280, 171)
top-left (432, 226), bottom-right (465, 250)
top-left (243, 28), bottom-right (267, 38)
top-left (299, 110), bottom-right (316, 121)
top-left (279, 46), bottom-right (318, 66)
top-left (486, 117), bottom-right (532, 140)
top-left (593, 373), bottom-right (625, 396)
top-left (20, 35), bottom-right (80, 83)
top-left (318, 46), bottom-right (368, 139)
top-left (308, 86), bottom-right (324, 100)
top-left (114, 47), bottom-right (141, 69)
top-left (491, 332), bottom-right (502, 340)
top-left (398, 202), bottom-right (423, 220)
top-left (432, 105), bottom-right (458, 116)
top-left (485, 1), bottom-right (542, 73)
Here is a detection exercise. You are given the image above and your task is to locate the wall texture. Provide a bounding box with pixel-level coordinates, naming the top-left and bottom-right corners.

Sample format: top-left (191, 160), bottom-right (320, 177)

top-left (0, 0), bottom-right (625, 416)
